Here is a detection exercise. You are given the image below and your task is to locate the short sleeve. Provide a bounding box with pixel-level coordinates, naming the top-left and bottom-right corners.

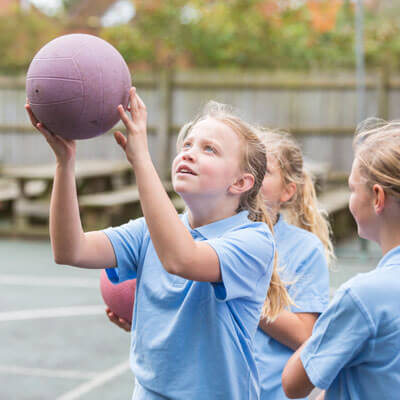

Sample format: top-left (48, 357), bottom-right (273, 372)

top-left (207, 223), bottom-right (274, 302)
top-left (300, 287), bottom-right (375, 389)
top-left (288, 244), bottom-right (330, 313)
top-left (102, 217), bottom-right (147, 283)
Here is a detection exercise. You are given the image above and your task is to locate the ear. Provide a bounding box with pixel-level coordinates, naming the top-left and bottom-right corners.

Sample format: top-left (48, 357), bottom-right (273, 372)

top-left (372, 184), bottom-right (385, 215)
top-left (229, 173), bottom-right (255, 195)
top-left (280, 182), bottom-right (297, 203)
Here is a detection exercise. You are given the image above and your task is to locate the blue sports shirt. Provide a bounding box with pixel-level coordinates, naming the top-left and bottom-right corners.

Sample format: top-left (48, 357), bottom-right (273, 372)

top-left (254, 215), bottom-right (329, 400)
top-left (103, 211), bottom-right (275, 400)
top-left (301, 244), bottom-right (400, 400)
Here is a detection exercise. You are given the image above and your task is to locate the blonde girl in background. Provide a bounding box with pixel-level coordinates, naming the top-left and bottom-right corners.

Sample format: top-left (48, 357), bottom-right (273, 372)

top-left (283, 119), bottom-right (400, 399)
top-left (26, 91), bottom-right (291, 400)
top-left (254, 130), bottom-right (334, 400)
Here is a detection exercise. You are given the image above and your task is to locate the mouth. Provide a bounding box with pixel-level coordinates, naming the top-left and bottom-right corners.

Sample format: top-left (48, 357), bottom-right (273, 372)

top-left (176, 165), bottom-right (197, 176)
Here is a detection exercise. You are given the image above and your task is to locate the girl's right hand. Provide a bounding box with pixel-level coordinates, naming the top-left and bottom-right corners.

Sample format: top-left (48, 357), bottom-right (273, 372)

top-left (105, 308), bottom-right (132, 332)
top-left (25, 103), bottom-right (76, 165)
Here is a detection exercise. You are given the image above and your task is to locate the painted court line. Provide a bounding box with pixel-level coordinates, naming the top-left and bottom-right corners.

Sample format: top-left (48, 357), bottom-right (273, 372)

top-left (0, 365), bottom-right (97, 380)
top-left (56, 360), bottom-right (130, 400)
top-left (0, 275), bottom-right (99, 288)
top-left (0, 305), bottom-right (105, 321)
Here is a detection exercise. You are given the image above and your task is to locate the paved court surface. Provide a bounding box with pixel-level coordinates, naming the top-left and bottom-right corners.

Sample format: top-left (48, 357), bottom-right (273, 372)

top-left (1, 236), bottom-right (381, 399)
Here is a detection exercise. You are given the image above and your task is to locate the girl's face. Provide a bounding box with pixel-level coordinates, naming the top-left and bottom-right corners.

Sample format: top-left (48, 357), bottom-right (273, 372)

top-left (261, 154), bottom-right (295, 216)
top-left (172, 117), bottom-right (244, 198)
top-left (348, 159), bottom-right (376, 241)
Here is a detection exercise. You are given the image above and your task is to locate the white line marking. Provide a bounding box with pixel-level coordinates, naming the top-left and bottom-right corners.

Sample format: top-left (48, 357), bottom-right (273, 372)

top-left (0, 365), bottom-right (97, 380)
top-left (0, 305), bottom-right (105, 321)
top-left (56, 360), bottom-right (130, 400)
top-left (0, 275), bottom-right (99, 288)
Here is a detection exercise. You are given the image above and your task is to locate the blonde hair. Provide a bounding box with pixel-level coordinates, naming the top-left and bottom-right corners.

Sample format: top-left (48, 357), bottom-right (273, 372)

top-left (260, 130), bottom-right (335, 265)
top-left (176, 101), bottom-right (292, 321)
top-left (354, 118), bottom-right (400, 201)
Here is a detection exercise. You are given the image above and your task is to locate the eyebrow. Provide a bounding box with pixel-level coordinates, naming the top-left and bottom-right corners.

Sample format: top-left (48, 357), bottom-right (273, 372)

top-left (186, 136), bottom-right (223, 152)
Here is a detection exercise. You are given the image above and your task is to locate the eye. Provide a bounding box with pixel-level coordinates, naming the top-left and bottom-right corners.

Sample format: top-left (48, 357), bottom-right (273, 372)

top-left (182, 141), bottom-right (192, 149)
top-left (205, 145), bottom-right (216, 153)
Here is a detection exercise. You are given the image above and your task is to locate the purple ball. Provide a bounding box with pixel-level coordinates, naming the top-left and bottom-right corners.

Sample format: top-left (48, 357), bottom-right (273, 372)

top-left (26, 34), bottom-right (131, 140)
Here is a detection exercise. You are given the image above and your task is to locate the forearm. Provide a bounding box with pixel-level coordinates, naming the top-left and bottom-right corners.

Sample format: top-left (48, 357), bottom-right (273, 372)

top-left (133, 154), bottom-right (198, 274)
top-left (259, 310), bottom-right (317, 350)
top-left (282, 342), bottom-right (315, 398)
top-left (50, 161), bottom-right (85, 265)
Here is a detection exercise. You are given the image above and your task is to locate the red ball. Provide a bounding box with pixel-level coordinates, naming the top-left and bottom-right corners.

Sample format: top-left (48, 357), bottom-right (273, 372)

top-left (100, 269), bottom-right (136, 323)
top-left (26, 33), bottom-right (131, 140)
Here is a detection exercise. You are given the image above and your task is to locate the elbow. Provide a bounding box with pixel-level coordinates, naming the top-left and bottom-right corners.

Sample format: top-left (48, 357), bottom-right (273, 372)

top-left (281, 369), bottom-right (312, 399)
top-left (281, 371), bottom-right (298, 399)
top-left (162, 253), bottom-right (192, 278)
top-left (53, 250), bottom-right (79, 266)
top-left (163, 260), bottom-right (184, 277)
top-left (54, 254), bottom-right (74, 266)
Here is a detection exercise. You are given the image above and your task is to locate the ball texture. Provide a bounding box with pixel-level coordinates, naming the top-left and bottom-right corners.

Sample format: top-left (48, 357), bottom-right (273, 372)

top-left (26, 34), bottom-right (131, 140)
top-left (100, 269), bottom-right (136, 323)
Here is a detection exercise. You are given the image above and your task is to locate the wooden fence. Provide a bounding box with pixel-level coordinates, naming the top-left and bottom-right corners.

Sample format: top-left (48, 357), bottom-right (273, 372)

top-left (0, 69), bottom-right (398, 179)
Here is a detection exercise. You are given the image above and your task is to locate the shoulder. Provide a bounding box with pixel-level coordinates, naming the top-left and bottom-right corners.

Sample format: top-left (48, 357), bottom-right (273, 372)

top-left (208, 220), bottom-right (275, 266)
top-left (225, 220), bottom-right (275, 253)
top-left (343, 266), bottom-right (400, 306)
top-left (232, 219), bottom-right (273, 237)
top-left (103, 216), bottom-right (149, 243)
top-left (275, 221), bottom-right (324, 262)
top-left (276, 218), bottom-right (322, 248)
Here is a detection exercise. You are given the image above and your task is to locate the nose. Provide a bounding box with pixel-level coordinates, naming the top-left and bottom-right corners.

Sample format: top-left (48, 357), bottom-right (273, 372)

top-left (182, 148), bottom-right (196, 162)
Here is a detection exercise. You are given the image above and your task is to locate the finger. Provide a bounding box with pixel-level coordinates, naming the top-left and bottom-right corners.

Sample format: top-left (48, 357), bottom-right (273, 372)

top-left (135, 92), bottom-right (146, 110)
top-left (130, 90), bottom-right (138, 115)
top-left (25, 104), bottom-right (39, 126)
top-left (114, 131), bottom-right (127, 149)
top-left (106, 310), bottom-right (119, 323)
top-left (118, 318), bottom-right (131, 332)
top-left (118, 105), bottom-right (131, 127)
top-left (36, 122), bottom-right (53, 136)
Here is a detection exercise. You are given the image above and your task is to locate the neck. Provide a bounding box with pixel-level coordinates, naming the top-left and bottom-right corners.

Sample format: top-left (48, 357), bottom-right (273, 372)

top-left (376, 207), bottom-right (400, 255)
top-left (379, 229), bottom-right (400, 256)
top-left (183, 195), bottom-right (239, 228)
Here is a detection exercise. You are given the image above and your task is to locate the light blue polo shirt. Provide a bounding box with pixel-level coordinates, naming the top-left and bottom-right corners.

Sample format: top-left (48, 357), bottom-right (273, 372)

top-left (254, 215), bottom-right (329, 400)
top-left (103, 211), bottom-right (275, 400)
top-left (301, 244), bottom-right (400, 400)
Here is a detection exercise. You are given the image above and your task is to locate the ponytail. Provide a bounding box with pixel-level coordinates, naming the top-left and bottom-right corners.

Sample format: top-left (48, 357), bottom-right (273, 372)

top-left (251, 192), bottom-right (294, 322)
top-left (260, 129), bottom-right (335, 265)
top-left (285, 170), bottom-right (335, 264)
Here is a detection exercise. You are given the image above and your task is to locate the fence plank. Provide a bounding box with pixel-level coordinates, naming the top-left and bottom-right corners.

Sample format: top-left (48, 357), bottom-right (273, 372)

top-left (1, 69), bottom-right (399, 172)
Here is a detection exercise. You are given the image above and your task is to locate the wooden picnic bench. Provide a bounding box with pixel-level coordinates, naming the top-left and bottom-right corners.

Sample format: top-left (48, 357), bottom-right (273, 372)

top-left (318, 186), bottom-right (354, 241)
top-left (79, 182), bottom-right (185, 230)
top-left (0, 160), bottom-right (133, 235)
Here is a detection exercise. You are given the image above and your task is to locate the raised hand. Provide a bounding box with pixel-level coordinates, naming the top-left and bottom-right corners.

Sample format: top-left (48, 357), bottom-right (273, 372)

top-left (25, 103), bottom-right (76, 164)
top-left (114, 87), bottom-right (149, 166)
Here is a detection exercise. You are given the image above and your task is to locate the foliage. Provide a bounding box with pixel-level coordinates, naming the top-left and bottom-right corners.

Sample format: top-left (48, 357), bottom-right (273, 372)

top-left (2, 1), bottom-right (400, 74)
top-left (100, 0), bottom-right (400, 71)
top-left (0, 8), bottom-right (61, 75)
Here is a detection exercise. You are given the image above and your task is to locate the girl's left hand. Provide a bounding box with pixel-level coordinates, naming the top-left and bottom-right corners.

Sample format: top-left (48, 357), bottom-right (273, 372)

top-left (114, 87), bottom-right (149, 166)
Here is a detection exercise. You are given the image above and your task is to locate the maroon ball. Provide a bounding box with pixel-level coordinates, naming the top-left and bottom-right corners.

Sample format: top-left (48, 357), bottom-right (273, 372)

top-left (100, 269), bottom-right (136, 324)
top-left (26, 34), bottom-right (131, 140)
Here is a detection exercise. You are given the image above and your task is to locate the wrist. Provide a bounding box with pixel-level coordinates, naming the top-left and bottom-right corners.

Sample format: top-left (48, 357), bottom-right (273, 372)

top-left (128, 150), bottom-right (152, 169)
top-left (56, 158), bottom-right (75, 171)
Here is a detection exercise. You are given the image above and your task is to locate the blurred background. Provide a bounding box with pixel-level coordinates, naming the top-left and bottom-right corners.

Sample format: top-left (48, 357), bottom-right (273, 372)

top-left (0, 1), bottom-right (398, 399)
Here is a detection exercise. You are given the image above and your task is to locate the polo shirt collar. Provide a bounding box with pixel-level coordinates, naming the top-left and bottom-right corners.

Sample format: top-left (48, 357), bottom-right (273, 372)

top-left (274, 213), bottom-right (287, 236)
top-left (182, 210), bottom-right (250, 239)
top-left (377, 244), bottom-right (400, 269)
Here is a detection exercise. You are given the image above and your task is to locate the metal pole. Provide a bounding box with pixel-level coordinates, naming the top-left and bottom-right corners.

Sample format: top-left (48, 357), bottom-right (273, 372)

top-left (355, 0), bottom-right (368, 253)
top-left (355, 0), bottom-right (366, 123)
